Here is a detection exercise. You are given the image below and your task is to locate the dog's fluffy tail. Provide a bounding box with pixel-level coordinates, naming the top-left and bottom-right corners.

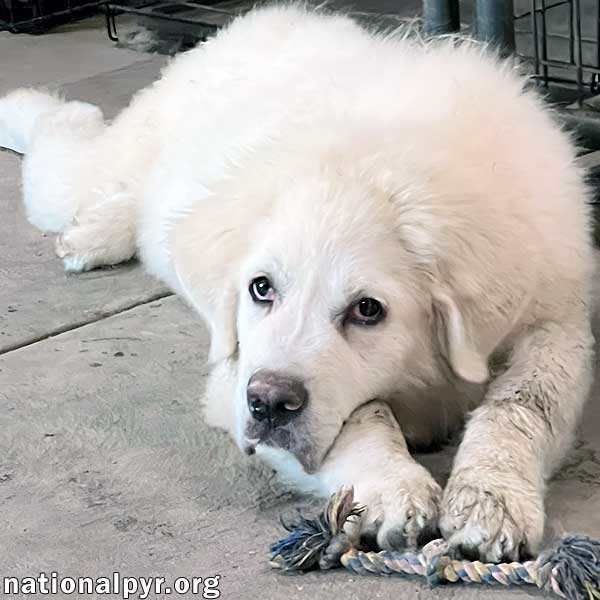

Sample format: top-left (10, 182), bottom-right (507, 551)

top-left (0, 89), bottom-right (66, 154)
top-left (0, 88), bottom-right (106, 232)
top-left (0, 88), bottom-right (104, 153)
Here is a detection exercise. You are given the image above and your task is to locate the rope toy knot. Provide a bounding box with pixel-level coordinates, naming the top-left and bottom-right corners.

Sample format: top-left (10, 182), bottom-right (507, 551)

top-left (421, 538), bottom-right (452, 585)
top-left (269, 487), bottom-right (600, 600)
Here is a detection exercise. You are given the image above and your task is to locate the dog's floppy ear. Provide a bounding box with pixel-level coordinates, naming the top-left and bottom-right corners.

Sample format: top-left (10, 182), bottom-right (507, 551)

top-left (171, 204), bottom-right (245, 364)
top-left (175, 264), bottom-right (239, 363)
top-left (431, 287), bottom-right (489, 384)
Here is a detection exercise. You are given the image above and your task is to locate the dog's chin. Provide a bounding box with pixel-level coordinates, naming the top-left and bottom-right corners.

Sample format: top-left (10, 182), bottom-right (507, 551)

top-left (242, 420), bottom-right (320, 474)
top-left (253, 445), bottom-right (324, 493)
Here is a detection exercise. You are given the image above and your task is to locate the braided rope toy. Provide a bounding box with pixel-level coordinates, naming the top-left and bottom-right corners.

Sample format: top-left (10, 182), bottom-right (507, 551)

top-left (270, 488), bottom-right (600, 600)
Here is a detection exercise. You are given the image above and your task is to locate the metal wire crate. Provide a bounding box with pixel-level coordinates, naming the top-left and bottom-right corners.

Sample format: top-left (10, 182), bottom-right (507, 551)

top-left (0, 0), bottom-right (106, 32)
top-left (104, 0), bottom-right (253, 48)
top-left (513, 0), bottom-right (600, 100)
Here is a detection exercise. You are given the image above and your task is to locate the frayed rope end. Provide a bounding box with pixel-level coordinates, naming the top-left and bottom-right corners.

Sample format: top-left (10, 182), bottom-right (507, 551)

top-left (269, 487), bottom-right (363, 572)
top-left (537, 534), bottom-right (600, 600)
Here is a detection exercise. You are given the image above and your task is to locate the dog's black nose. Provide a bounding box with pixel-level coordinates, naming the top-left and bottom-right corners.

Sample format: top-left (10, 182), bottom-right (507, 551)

top-left (247, 370), bottom-right (308, 423)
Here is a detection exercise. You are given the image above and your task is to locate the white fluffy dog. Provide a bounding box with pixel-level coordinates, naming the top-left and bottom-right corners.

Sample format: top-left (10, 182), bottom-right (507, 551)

top-left (0, 4), bottom-right (594, 561)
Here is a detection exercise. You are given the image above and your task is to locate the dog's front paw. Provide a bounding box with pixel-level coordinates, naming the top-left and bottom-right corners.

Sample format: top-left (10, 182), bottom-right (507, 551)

top-left (440, 469), bottom-right (544, 562)
top-left (348, 464), bottom-right (441, 550)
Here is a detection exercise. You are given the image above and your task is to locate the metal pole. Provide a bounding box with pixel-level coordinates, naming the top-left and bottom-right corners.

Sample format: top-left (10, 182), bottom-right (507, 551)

top-left (475, 0), bottom-right (516, 53)
top-left (574, 0), bottom-right (584, 103)
top-left (530, 0), bottom-right (540, 79)
top-left (422, 0), bottom-right (460, 35)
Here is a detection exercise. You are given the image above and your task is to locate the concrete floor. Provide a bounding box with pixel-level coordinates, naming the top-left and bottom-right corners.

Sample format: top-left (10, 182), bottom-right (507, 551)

top-left (0, 14), bottom-right (599, 600)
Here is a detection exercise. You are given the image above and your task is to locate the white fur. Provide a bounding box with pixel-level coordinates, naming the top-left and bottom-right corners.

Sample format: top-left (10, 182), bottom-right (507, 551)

top-left (1, 5), bottom-right (594, 558)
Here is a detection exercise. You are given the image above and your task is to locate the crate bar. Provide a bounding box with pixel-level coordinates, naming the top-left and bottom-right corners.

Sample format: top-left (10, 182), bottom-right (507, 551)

top-left (512, 30), bottom-right (599, 46)
top-left (105, 4), bottom-right (229, 27)
top-left (537, 56), bottom-right (600, 74)
top-left (574, 0), bottom-right (584, 101)
top-left (540, 0), bottom-right (549, 85)
top-left (570, 0), bottom-right (575, 67)
top-left (108, 1), bottom-right (238, 18)
top-left (104, 3), bottom-right (118, 41)
top-left (530, 0), bottom-right (541, 78)
top-left (526, 73), bottom-right (585, 85)
top-left (597, 0), bottom-right (600, 71)
top-left (514, 0), bottom-right (572, 19)
top-left (422, 0), bottom-right (460, 35)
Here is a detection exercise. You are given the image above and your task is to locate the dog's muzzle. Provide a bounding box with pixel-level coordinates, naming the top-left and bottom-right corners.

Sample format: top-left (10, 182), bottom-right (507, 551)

top-left (243, 370), bottom-right (318, 471)
top-left (246, 369), bottom-right (308, 424)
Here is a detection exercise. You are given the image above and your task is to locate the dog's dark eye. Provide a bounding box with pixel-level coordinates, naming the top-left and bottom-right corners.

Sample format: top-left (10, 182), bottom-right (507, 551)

top-left (249, 276), bottom-right (275, 303)
top-left (348, 297), bottom-right (385, 325)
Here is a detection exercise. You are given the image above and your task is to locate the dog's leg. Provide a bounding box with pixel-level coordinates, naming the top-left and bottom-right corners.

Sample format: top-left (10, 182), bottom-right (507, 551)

top-left (440, 316), bottom-right (593, 561)
top-left (54, 188), bottom-right (137, 272)
top-left (318, 400), bottom-right (441, 550)
top-left (202, 359), bottom-right (238, 437)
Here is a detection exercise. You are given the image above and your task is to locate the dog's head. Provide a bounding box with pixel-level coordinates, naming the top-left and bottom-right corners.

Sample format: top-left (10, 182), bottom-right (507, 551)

top-left (172, 171), bottom-right (490, 474)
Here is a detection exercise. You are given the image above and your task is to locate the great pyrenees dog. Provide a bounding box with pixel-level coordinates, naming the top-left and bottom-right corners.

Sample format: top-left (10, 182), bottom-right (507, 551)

top-left (0, 4), bottom-right (594, 562)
